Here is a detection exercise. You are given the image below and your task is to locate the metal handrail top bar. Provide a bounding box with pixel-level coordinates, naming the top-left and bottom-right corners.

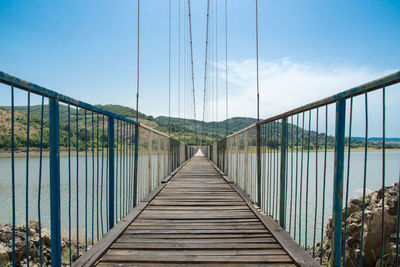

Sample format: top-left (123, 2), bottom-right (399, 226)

top-left (0, 71), bottom-right (139, 126)
top-left (225, 124), bottom-right (257, 140)
top-left (140, 123), bottom-right (174, 140)
top-left (221, 70), bottom-right (400, 141)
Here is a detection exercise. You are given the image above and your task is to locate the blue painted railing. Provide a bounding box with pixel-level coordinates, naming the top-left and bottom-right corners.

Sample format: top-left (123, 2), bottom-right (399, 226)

top-left (0, 71), bottom-right (195, 266)
top-left (207, 71), bottom-right (400, 266)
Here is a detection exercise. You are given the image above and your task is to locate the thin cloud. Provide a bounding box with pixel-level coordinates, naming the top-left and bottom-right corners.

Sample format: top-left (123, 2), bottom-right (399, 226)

top-left (216, 58), bottom-right (390, 119)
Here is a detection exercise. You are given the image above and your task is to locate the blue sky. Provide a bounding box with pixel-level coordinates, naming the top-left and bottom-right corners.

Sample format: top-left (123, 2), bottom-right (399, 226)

top-left (0, 0), bottom-right (399, 136)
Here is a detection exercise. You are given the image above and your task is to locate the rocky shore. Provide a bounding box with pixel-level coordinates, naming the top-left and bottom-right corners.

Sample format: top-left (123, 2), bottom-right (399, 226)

top-left (316, 183), bottom-right (399, 266)
top-left (0, 221), bottom-right (87, 266)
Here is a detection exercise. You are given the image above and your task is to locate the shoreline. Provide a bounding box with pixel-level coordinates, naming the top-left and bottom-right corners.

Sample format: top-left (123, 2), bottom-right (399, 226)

top-left (1, 147), bottom-right (399, 158)
top-left (0, 150), bottom-right (101, 158)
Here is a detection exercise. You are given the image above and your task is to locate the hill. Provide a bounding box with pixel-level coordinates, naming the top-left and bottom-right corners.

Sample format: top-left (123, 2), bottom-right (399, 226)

top-left (1, 104), bottom-right (399, 149)
top-left (0, 104), bottom-right (258, 147)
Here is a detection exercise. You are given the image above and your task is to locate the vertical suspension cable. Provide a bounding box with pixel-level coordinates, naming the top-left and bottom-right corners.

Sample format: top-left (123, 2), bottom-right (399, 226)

top-left (136, 0), bottom-right (140, 121)
top-left (225, 0), bottom-right (228, 136)
top-left (208, 0), bottom-right (212, 143)
top-left (188, 0), bottom-right (197, 145)
top-left (169, 0), bottom-right (172, 136)
top-left (215, 0), bottom-right (218, 141)
top-left (178, 0), bottom-right (181, 140)
top-left (255, 0), bottom-right (260, 121)
top-left (183, 0), bottom-right (187, 139)
top-left (202, 0), bottom-right (211, 148)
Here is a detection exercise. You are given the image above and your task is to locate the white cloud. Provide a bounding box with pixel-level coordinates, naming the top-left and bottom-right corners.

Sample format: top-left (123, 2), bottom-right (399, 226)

top-left (214, 58), bottom-right (390, 119)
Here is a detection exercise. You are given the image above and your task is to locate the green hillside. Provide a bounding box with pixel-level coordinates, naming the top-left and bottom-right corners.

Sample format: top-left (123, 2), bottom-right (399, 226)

top-left (0, 104), bottom-right (258, 148)
top-left (1, 104), bottom-right (398, 150)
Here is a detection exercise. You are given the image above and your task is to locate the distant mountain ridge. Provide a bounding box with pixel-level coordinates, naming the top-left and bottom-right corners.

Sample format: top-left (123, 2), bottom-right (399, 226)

top-left (1, 104), bottom-right (399, 148)
top-left (3, 104), bottom-right (258, 146)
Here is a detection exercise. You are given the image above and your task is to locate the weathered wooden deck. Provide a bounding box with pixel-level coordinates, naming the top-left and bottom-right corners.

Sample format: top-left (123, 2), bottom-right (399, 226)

top-left (75, 153), bottom-right (318, 266)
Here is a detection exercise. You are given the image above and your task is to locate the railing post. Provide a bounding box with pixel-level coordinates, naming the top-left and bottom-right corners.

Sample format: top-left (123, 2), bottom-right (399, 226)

top-left (332, 99), bottom-right (346, 267)
top-left (215, 143), bottom-right (218, 164)
top-left (133, 124), bottom-right (139, 208)
top-left (49, 99), bottom-right (61, 267)
top-left (244, 131), bottom-right (249, 194)
top-left (148, 131), bottom-right (152, 193)
top-left (256, 124), bottom-right (261, 206)
top-left (108, 117), bottom-right (115, 229)
top-left (279, 118), bottom-right (288, 229)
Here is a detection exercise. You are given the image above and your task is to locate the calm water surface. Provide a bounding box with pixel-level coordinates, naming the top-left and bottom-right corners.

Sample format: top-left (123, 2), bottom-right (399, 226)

top-left (0, 152), bottom-right (399, 245)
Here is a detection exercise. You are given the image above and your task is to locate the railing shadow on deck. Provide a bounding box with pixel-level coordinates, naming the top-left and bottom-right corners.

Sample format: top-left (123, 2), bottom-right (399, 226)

top-left (0, 71), bottom-right (196, 266)
top-left (205, 71), bottom-right (400, 266)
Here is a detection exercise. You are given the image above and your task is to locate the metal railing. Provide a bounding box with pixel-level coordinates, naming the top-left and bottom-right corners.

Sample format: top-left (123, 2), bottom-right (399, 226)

top-left (0, 71), bottom-right (195, 266)
top-left (207, 71), bottom-right (400, 266)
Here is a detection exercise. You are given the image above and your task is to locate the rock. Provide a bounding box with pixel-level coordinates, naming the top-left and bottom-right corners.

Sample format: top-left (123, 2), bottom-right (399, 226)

top-left (346, 223), bottom-right (359, 235)
top-left (0, 221), bottom-right (88, 266)
top-left (0, 243), bottom-right (9, 266)
top-left (318, 182), bottom-right (400, 267)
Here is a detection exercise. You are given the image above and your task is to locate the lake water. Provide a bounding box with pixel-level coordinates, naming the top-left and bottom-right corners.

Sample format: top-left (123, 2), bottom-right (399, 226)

top-left (282, 151), bottom-right (400, 247)
top-left (222, 151), bottom-right (400, 247)
top-left (0, 154), bottom-right (167, 241)
top-left (0, 152), bottom-right (399, 246)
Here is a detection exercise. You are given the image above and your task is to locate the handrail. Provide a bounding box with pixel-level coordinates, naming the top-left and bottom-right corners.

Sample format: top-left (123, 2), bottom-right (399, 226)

top-left (208, 71), bottom-right (400, 266)
top-left (139, 122), bottom-right (173, 140)
top-left (0, 71), bottom-right (196, 266)
top-left (0, 71), bottom-right (189, 145)
top-left (0, 71), bottom-right (139, 126)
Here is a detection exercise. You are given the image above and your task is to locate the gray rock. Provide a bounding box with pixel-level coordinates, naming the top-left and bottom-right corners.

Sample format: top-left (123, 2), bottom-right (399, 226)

top-left (316, 182), bottom-right (399, 267)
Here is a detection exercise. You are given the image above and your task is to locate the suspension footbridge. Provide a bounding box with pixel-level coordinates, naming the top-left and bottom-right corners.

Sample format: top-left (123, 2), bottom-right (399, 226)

top-left (1, 0), bottom-right (400, 266)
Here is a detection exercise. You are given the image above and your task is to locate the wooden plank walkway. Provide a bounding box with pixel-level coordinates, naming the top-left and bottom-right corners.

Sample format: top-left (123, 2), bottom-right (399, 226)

top-left (77, 153), bottom-right (318, 266)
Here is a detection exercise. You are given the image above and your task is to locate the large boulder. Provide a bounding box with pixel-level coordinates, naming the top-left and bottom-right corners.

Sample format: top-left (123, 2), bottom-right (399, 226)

top-left (316, 183), bottom-right (399, 266)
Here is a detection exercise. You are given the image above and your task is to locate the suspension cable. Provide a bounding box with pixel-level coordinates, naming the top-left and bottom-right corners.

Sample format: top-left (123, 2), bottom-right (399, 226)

top-left (201, 0), bottom-right (211, 148)
top-left (215, 0), bottom-right (218, 141)
top-left (225, 0), bottom-right (228, 136)
top-left (187, 0), bottom-right (198, 145)
top-left (136, 0), bottom-right (140, 121)
top-left (178, 0), bottom-right (181, 140)
top-left (256, 0), bottom-right (260, 122)
top-left (169, 0), bottom-right (171, 136)
top-left (210, 0), bottom-right (213, 143)
top-left (183, 0), bottom-right (187, 138)
top-left (210, 0), bottom-right (214, 143)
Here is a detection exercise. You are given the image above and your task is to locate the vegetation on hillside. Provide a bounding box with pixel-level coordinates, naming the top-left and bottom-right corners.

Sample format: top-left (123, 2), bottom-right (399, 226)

top-left (0, 105), bottom-right (399, 150)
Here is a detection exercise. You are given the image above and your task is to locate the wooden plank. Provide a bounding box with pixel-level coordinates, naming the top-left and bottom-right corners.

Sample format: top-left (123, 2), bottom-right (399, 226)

top-left (127, 224), bottom-right (266, 230)
top-left (114, 238), bottom-right (275, 244)
top-left (149, 201), bottom-right (246, 206)
top-left (116, 238), bottom-right (278, 244)
top-left (145, 205), bottom-right (249, 210)
top-left (206, 157), bottom-right (320, 267)
top-left (111, 243), bottom-right (283, 250)
top-left (92, 155), bottom-right (302, 266)
top-left (137, 214), bottom-right (257, 220)
top-left (130, 222), bottom-right (264, 227)
top-left (111, 234), bottom-right (273, 239)
top-left (159, 159), bottom-right (190, 184)
top-left (135, 218), bottom-right (260, 224)
top-left (123, 229), bottom-right (267, 234)
top-left (73, 160), bottom-right (181, 266)
top-left (139, 210), bottom-right (255, 215)
top-left (105, 249), bottom-right (287, 256)
top-left (97, 263), bottom-right (297, 267)
top-left (72, 202), bottom-right (148, 267)
top-left (99, 254), bottom-right (293, 264)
